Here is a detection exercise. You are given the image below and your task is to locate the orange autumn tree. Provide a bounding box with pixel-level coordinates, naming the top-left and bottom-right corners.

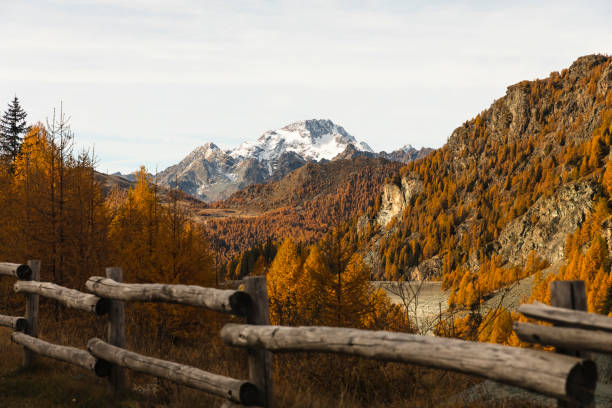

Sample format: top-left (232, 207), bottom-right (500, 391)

top-left (266, 232), bottom-right (409, 330)
top-left (107, 167), bottom-right (215, 340)
top-left (3, 122), bottom-right (109, 287)
top-left (267, 238), bottom-right (304, 325)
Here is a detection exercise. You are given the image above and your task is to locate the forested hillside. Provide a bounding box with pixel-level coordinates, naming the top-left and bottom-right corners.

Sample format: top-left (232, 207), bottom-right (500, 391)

top-left (205, 157), bottom-right (403, 264)
top-left (338, 54), bottom-right (612, 342)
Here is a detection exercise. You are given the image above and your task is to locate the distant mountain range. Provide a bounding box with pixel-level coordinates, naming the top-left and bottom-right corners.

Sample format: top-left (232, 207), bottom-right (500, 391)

top-left (115, 119), bottom-right (431, 202)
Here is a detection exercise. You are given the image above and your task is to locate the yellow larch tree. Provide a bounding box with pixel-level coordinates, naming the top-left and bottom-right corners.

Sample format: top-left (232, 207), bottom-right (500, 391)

top-left (266, 238), bottom-right (304, 325)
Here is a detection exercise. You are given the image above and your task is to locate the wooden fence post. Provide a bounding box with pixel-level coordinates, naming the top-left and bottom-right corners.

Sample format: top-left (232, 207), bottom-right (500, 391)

top-left (243, 276), bottom-right (273, 408)
top-left (23, 260), bottom-right (40, 368)
top-left (106, 267), bottom-right (126, 394)
top-left (550, 280), bottom-right (592, 408)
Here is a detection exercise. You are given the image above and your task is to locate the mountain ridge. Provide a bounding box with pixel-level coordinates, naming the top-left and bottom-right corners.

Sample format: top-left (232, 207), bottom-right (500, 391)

top-left (145, 119), bottom-right (429, 202)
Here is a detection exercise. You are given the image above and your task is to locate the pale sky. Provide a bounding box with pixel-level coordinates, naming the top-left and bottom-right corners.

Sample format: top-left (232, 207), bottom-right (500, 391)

top-left (1, 0), bottom-right (611, 173)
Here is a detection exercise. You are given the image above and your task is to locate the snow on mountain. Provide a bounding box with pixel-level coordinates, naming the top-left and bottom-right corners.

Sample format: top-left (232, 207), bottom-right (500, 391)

top-left (230, 119), bottom-right (373, 162)
top-left (156, 119), bottom-right (375, 202)
top-left (155, 119), bottom-right (426, 202)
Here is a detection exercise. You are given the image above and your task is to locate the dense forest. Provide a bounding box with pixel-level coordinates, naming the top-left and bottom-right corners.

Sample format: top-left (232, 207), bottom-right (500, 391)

top-left (206, 157), bottom-right (402, 261)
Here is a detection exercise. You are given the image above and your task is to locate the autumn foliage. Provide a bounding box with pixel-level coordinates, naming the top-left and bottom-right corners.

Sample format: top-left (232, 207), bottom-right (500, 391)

top-left (266, 234), bottom-right (410, 331)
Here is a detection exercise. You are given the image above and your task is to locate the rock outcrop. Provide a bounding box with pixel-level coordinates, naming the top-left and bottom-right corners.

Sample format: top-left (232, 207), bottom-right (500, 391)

top-left (376, 173), bottom-right (423, 227)
top-left (496, 180), bottom-right (599, 266)
top-left (410, 257), bottom-right (443, 280)
top-left (600, 215), bottom-right (612, 254)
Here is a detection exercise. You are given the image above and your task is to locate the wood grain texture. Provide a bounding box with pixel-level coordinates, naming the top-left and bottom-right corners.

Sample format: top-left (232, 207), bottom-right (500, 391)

top-left (12, 332), bottom-right (98, 372)
top-left (87, 338), bottom-right (259, 405)
top-left (15, 280), bottom-right (110, 315)
top-left (23, 260), bottom-right (40, 368)
top-left (106, 267), bottom-right (126, 394)
top-left (514, 322), bottom-right (612, 354)
top-left (244, 277), bottom-right (273, 407)
top-left (86, 276), bottom-right (251, 316)
top-left (519, 303), bottom-right (612, 332)
top-left (0, 262), bottom-right (32, 280)
top-left (221, 323), bottom-right (596, 405)
top-left (550, 281), bottom-right (591, 408)
top-left (0, 314), bottom-right (27, 331)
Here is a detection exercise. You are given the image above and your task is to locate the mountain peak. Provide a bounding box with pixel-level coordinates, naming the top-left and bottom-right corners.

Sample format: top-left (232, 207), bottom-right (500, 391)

top-left (157, 119), bottom-right (424, 201)
top-left (568, 54), bottom-right (608, 76)
top-left (232, 118), bottom-right (372, 162)
top-left (280, 119), bottom-right (351, 141)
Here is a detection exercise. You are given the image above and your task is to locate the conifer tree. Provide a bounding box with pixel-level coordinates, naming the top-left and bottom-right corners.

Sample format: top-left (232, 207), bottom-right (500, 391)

top-left (267, 238), bottom-right (303, 325)
top-left (0, 97), bottom-right (28, 162)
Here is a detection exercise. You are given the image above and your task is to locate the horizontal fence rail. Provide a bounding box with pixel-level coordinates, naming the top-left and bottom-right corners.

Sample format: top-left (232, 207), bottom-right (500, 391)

top-left (0, 314), bottom-right (27, 332)
top-left (11, 332), bottom-right (110, 376)
top-left (221, 323), bottom-right (597, 405)
top-left (519, 302), bottom-right (612, 332)
top-left (87, 338), bottom-right (259, 405)
top-left (86, 277), bottom-right (252, 316)
top-left (514, 322), bottom-right (612, 354)
top-left (3, 260), bottom-right (609, 408)
top-left (14, 281), bottom-right (110, 316)
top-left (0, 263), bottom-right (32, 280)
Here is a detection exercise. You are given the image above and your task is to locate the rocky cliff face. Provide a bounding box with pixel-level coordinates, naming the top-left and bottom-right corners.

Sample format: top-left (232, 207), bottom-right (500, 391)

top-left (496, 180), bottom-right (599, 266)
top-left (448, 55), bottom-right (611, 164)
top-left (376, 174), bottom-right (423, 227)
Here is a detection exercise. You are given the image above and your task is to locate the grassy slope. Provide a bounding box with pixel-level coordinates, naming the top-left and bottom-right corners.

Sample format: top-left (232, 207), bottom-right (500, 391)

top-left (0, 328), bottom-right (136, 407)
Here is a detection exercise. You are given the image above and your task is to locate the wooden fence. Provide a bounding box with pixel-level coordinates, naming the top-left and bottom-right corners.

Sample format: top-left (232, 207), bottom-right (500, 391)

top-left (1, 261), bottom-right (610, 407)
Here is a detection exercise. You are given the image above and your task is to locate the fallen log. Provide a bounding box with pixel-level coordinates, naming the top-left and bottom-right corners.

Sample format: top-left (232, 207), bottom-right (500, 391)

top-left (0, 263), bottom-right (32, 280)
top-left (85, 277), bottom-right (251, 316)
top-left (14, 281), bottom-right (110, 315)
top-left (514, 322), bottom-right (612, 354)
top-left (221, 324), bottom-right (596, 405)
top-left (0, 314), bottom-right (27, 332)
top-left (87, 338), bottom-right (259, 405)
top-left (519, 303), bottom-right (612, 332)
top-left (11, 332), bottom-right (109, 376)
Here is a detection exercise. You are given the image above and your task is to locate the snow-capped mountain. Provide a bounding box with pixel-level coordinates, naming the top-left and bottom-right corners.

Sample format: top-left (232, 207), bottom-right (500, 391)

top-left (154, 119), bottom-right (427, 202)
top-left (230, 120), bottom-right (373, 164)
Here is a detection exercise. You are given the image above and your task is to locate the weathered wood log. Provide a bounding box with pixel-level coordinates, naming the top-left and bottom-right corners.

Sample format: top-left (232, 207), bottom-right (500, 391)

top-left (85, 276), bottom-right (251, 316)
top-left (106, 267), bottom-right (126, 394)
top-left (87, 338), bottom-right (259, 405)
top-left (12, 332), bottom-right (109, 376)
top-left (221, 324), bottom-right (597, 405)
top-left (0, 314), bottom-right (27, 332)
top-left (551, 281), bottom-right (587, 311)
top-left (14, 280), bottom-right (110, 315)
top-left (550, 281), bottom-right (591, 408)
top-left (519, 303), bottom-right (612, 333)
top-left (514, 322), bottom-right (612, 354)
top-left (23, 260), bottom-right (40, 368)
top-left (244, 276), bottom-right (273, 407)
top-left (0, 262), bottom-right (32, 280)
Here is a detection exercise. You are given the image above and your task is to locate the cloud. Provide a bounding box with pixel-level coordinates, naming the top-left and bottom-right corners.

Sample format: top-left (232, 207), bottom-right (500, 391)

top-left (0, 1), bottom-right (610, 172)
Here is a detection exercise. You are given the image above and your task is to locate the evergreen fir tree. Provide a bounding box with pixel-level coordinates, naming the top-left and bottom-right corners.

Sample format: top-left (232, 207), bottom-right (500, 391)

top-left (0, 96), bottom-right (28, 162)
